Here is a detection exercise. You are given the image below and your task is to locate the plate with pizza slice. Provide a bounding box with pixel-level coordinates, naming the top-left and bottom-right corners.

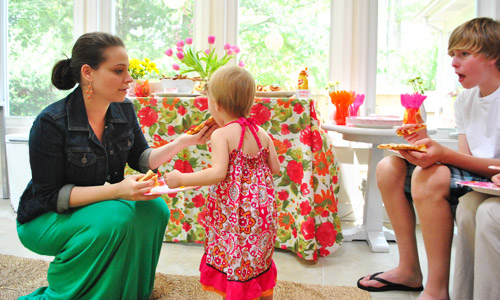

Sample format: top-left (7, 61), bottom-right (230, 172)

top-left (457, 180), bottom-right (500, 196)
top-left (145, 177), bottom-right (199, 195)
top-left (377, 143), bottom-right (427, 152)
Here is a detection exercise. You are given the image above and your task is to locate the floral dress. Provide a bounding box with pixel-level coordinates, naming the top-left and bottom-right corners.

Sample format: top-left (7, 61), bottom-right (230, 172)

top-left (199, 117), bottom-right (278, 300)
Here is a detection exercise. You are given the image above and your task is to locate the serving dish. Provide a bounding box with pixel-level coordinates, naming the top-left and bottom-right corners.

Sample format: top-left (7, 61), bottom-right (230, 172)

top-left (152, 92), bottom-right (201, 98)
top-left (255, 91), bottom-right (295, 98)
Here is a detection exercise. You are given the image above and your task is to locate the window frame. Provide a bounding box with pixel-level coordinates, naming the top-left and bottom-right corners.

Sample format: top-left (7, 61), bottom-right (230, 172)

top-left (0, 0), bottom-right (497, 133)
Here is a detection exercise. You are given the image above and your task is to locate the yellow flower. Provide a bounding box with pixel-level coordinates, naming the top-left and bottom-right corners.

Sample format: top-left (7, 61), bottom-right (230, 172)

top-left (128, 58), bottom-right (159, 80)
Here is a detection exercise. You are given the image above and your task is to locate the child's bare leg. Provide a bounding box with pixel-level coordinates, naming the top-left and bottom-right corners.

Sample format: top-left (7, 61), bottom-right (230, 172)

top-left (412, 164), bottom-right (453, 300)
top-left (358, 156), bottom-right (423, 289)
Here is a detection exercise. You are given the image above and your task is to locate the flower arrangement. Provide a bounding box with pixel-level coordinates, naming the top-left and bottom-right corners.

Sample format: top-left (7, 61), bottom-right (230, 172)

top-left (326, 81), bottom-right (365, 124)
top-left (165, 35), bottom-right (244, 81)
top-left (329, 90), bottom-right (355, 125)
top-left (128, 58), bottom-right (160, 80)
top-left (401, 76), bottom-right (427, 124)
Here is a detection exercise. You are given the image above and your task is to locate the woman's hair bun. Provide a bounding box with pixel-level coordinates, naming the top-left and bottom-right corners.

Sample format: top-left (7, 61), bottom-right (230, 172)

top-left (51, 58), bottom-right (76, 90)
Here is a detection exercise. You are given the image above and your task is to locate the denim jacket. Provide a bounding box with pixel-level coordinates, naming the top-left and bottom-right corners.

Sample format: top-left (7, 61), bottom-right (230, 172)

top-left (17, 87), bottom-right (152, 224)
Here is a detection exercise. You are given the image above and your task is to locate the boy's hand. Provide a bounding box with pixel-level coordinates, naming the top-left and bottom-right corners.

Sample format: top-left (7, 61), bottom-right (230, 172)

top-left (492, 173), bottom-right (500, 187)
top-left (164, 170), bottom-right (183, 189)
top-left (396, 124), bottom-right (429, 144)
top-left (399, 138), bottom-right (443, 168)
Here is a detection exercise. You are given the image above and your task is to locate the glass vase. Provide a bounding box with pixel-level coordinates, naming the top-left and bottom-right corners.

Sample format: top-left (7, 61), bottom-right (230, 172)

top-left (334, 105), bottom-right (349, 125)
top-left (403, 107), bottom-right (424, 125)
top-left (134, 79), bottom-right (150, 97)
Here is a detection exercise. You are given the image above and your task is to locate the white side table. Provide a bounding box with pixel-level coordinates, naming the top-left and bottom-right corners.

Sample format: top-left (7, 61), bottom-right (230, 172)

top-left (322, 123), bottom-right (435, 252)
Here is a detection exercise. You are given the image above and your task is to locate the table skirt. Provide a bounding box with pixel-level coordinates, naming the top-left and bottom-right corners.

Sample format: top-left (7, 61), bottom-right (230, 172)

top-left (129, 96), bottom-right (343, 261)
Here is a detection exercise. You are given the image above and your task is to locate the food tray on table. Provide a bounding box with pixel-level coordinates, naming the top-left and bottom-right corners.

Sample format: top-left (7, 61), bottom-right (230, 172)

top-left (152, 92), bottom-right (201, 98)
top-left (255, 91), bottom-right (295, 98)
top-left (457, 180), bottom-right (500, 196)
top-left (347, 116), bottom-right (403, 129)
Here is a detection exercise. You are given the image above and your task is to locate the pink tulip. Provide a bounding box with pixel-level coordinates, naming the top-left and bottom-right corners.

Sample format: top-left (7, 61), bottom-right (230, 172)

top-left (205, 49), bottom-right (210, 55)
top-left (165, 48), bottom-right (173, 56)
top-left (176, 47), bottom-right (183, 52)
top-left (234, 46), bottom-right (240, 54)
top-left (238, 61), bottom-right (245, 67)
top-left (224, 43), bottom-right (231, 50)
top-left (185, 37), bottom-right (193, 45)
top-left (227, 49), bottom-right (233, 55)
top-left (176, 40), bottom-right (185, 48)
top-left (208, 35), bottom-right (216, 44)
top-left (172, 64), bottom-right (180, 71)
top-left (176, 52), bottom-right (184, 60)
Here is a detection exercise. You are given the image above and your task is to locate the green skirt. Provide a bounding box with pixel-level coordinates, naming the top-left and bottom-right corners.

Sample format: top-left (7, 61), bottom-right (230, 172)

top-left (17, 198), bottom-right (170, 300)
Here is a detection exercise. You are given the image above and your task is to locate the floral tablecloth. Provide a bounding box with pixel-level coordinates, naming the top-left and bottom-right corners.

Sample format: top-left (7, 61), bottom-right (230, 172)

top-left (130, 96), bottom-right (343, 261)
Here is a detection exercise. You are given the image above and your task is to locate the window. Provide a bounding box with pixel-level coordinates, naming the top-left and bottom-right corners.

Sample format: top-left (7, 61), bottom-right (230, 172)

top-left (7, 0), bottom-right (73, 117)
top-left (238, 0), bottom-right (330, 93)
top-left (115, 0), bottom-right (194, 78)
top-left (375, 0), bottom-right (476, 128)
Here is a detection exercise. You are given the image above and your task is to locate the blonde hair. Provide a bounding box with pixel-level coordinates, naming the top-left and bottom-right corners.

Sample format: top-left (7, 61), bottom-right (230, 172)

top-left (448, 17), bottom-right (500, 71)
top-left (207, 66), bottom-right (256, 117)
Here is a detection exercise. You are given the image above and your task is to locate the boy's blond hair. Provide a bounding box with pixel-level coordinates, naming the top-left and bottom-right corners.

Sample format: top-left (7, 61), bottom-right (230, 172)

top-left (207, 66), bottom-right (256, 118)
top-left (448, 17), bottom-right (500, 71)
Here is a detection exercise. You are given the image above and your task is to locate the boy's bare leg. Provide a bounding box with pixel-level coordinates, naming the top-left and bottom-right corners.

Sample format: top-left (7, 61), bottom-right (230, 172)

top-left (412, 164), bottom-right (453, 300)
top-left (358, 156), bottom-right (423, 288)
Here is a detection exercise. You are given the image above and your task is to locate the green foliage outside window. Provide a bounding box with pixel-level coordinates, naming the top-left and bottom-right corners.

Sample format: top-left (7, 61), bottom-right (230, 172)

top-left (8, 0), bottom-right (72, 117)
top-left (115, 0), bottom-right (193, 78)
top-left (238, 0), bottom-right (330, 91)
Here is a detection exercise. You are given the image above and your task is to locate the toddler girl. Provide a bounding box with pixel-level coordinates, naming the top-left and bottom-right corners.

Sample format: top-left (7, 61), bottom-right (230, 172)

top-left (164, 65), bottom-right (280, 300)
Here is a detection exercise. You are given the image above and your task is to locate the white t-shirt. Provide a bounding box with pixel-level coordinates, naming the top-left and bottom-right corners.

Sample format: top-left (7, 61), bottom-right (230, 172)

top-left (454, 86), bottom-right (500, 159)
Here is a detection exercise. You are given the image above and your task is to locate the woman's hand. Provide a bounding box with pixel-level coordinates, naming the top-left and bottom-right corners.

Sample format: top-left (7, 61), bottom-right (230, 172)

top-left (398, 138), bottom-right (444, 168)
top-left (179, 123), bottom-right (219, 146)
top-left (115, 174), bottom-right (158, 201)
top-left (164, 170), bottom-right (183, 189)
top-left (492, 173), bottom-right (500, 187)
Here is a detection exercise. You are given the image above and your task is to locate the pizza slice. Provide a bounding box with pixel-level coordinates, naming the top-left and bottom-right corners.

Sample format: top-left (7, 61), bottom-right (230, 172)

top-left (186, 116), bottom-right (216, 135)
top-left (396, 123), bottom-right (427, 136)
top-left (377, 143), bottom-right (427, 152)
top-left (138, 169), bottom-right (159, 186)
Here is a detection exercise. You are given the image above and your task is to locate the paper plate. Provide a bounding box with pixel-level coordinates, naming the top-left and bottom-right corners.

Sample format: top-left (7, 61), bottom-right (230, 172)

top-left (145, 178), bottom-right (200, 195)
top-left (457, 180), bottom-right (500, 196)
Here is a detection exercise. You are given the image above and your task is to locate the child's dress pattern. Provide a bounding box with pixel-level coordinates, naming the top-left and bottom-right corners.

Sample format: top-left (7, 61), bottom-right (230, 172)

top-left (199, 117), bottom-right (278, 300)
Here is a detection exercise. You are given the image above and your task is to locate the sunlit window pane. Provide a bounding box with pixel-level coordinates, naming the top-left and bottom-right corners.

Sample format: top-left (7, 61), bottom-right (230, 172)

top-left (7, 0), bottom-right (73, 117)
top-left (376, 0), bottom-right (475, 128)
top-left (238, 0), bottom-right (330, 92)
top-left (115, 0), bottom-right (194, 78)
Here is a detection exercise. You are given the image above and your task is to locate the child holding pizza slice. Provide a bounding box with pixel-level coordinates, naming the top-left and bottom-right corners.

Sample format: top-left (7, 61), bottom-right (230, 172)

top-left (164, 66), bottom-right (280, 300)
top-left (357, 17), bottom-right (500, 300)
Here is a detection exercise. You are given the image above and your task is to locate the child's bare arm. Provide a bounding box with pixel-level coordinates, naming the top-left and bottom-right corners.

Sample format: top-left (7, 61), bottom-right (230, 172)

top-left (163, 129), bottom-right (229, 188)
top-left (266, 136), bottom-right (280, 174)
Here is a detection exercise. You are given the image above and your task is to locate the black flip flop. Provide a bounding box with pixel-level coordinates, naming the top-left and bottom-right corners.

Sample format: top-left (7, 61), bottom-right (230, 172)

top-left (357, 272), bottom-right (424, 292)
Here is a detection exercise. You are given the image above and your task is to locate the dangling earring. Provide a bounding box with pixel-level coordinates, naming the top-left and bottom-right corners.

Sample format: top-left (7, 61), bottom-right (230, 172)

top-left (86, 83), bottom-right (93, 100)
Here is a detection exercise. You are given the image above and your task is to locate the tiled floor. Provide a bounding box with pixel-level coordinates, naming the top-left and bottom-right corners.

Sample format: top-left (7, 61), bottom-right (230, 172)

top-left (0, 198), bottom-right (456, 300)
